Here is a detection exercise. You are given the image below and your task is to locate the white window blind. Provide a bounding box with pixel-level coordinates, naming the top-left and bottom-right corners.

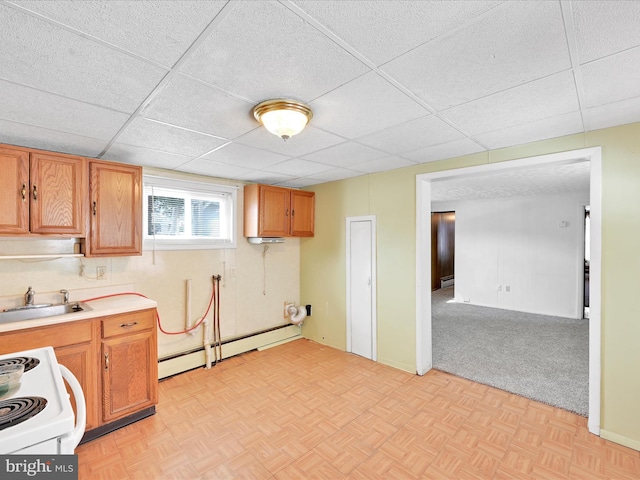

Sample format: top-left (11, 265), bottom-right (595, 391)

top-left (143, 175), bottom-right (237, 250)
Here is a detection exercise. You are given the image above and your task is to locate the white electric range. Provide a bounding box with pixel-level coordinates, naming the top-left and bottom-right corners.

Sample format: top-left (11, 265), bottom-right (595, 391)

top-left (0, 346), bottom-right (86, 454)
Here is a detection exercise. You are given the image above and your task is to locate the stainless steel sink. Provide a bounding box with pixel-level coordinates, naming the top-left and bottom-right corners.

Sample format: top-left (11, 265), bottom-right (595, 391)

top-left (0, 302), bottom-right (93, 324)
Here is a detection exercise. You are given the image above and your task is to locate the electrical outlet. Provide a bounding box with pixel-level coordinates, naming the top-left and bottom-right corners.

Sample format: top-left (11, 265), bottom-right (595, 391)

top-left (96, 266), bottom-right (106, 280)
top-left (505, 285), bottom-right (511, 292)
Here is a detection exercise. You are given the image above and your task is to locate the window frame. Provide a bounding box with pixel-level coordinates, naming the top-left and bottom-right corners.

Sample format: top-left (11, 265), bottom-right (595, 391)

top-left (142, 174), bottom-right (237, 251)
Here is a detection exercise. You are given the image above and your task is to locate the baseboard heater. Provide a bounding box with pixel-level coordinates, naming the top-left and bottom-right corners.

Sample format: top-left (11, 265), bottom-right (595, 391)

top-left (441, 275), bottom-right (455, 288)
top-left (157, 324), bottom-right (302, 379)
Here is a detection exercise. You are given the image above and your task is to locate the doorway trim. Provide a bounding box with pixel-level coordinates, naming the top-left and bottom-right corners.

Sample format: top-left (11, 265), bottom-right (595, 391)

top-left (415, 146), bottom-right (602, 435)
top-left (346, 215), bottom-right (377, 361)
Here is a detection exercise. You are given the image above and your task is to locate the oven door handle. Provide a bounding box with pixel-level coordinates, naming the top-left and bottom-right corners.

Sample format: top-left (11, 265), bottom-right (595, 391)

top-left (58, 364), bottom-right (87, 452)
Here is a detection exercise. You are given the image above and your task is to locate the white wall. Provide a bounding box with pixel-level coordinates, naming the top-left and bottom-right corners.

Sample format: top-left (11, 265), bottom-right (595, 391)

top-left (454, 192), bottom-right (589, 318)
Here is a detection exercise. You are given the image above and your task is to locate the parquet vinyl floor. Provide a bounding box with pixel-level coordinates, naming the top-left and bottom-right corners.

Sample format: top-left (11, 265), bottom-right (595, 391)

top-left (76, 339), bottom-right (640, 479)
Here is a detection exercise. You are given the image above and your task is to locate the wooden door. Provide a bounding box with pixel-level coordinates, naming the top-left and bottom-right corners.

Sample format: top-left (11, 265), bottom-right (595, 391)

top-left (431, 211), bottom-right (455, 290)
top-left (89, 161), bottom-right (141, 256)
top-left (30, 152), bottom-right (87, 235)
top-left (259, 185), bottom-right (290, 237)
top-left (102, 330), bottom-right (157, 422)
top-left (290, 190), bottom-right (315, 237)
top-left (0, 146), bottom-right (29, 234)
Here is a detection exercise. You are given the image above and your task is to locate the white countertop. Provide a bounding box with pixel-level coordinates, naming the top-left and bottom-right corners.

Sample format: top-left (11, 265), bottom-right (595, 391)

top-left (0, 289), bottom-right (157, 333)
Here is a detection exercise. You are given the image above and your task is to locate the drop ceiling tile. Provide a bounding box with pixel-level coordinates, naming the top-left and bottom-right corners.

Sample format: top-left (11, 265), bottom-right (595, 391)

top-left (310, 72), bottom-right (428, 139)
top-left (307, 167), bottom-right (364, 183)
top-left (10, 0), bottom-right (227, 67)
top-left (0, 79), bottom-right (128, 140)
top-left (356, 115), bottom-right (465, 154)
top-left (117, 118), bottom-right (227, 158)
top-left (263, 159), bottom-right (333, 177)
top-left (104, 143), bottom-right (192, 170)
top-left (141, 74), bottom-right (256, 139)
top-left (581, 47), bottom-right (640, 108)
top-left (200, 143), bottom-right (291, 170)
top-left (443, 72), bottom-right (580, 135)
top-left (473, 111), bottom-right (584, 150)
top-left (235, 125), bottom-right (345, 158)
top-left (236, 171), bottom-right (296, 185)
top-left (572, 1), bottom-right (640, 64)
top-left (293, 0), bottom-right (502, 66)
top-left (349, 156), bottom-right (417, 174)
top-left (403, 138), bottom-right (485, 164)
top-left (301, 140), bottom-right (388, 168)
top-left (0, 119), bottom-right (108, 157)
top-left (583, 95), bottom-right (640, 132)
top-left (0, 4), bottom-right (167, 113)
top-left (179, 0), bottom-right (369, 101)
top-left (382, 1), bottom-right (570, 110)
top-left (178, 158), bottom-right (253, 179)
top-left (275, 178), bottom-right (320, 188)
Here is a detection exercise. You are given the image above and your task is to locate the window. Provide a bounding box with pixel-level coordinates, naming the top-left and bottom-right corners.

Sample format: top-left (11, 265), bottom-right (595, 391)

top-left (143, 175), bottom-right (237, 250)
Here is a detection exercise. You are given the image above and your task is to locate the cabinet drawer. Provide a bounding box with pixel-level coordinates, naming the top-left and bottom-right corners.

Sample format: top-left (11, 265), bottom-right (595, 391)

top-left (101, 309), bottom-right (155, 339)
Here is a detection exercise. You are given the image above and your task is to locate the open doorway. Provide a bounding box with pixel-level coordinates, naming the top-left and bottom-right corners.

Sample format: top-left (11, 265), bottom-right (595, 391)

top-left (416, 147), bottom-right (602, 435)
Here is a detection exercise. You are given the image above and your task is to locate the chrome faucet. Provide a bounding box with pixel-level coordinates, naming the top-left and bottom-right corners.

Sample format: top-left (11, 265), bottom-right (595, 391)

top-left (60, 289), bottom-right (69, 304)
top-left (25, 286), bottom-right (35, 306)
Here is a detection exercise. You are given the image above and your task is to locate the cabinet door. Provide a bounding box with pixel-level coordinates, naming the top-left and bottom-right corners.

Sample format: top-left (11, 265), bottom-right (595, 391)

top-left (259, 185), bottom-right (290, 237)
top-left (0, 146), bottom-right (29, 234)
top-left (290, 190), bottom-right (315, 237)
top-left (55, 342), bottom-right (98, 431)
top-left (102, 330), bottom-right (157, 422)
top-left (89, 161), bottom-right (141, 256)
top-left (29, 152), bottom-right (87, 235)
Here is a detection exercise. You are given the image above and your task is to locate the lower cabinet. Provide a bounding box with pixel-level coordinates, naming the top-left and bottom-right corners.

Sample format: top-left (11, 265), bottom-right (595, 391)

top-left (101, 309), bottom-right (158, 422)
top-left (0, 308), bottom-right (157, 439)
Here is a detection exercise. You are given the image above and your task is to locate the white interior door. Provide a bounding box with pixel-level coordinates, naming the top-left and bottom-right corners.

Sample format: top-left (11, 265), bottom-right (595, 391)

top-left (347, 216), bottom-right (377, 360)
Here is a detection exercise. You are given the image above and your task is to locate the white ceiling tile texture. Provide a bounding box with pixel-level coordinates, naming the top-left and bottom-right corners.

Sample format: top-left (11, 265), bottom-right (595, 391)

top-left (381, 1), bottom-right (571, 110)
top-left (572, 1), bottom-right (640, 64)
top-left (8, 0), bottom-right (227, 67)
top-left (0, 1), bottom-right (638, 187)
top-left (309, 72), bottom-right (429, 138)
top-left (0, 79), bottom-right (129, 140)
top-left (139, 74), bottom-right (256, 139)
top-left (179, 0), bottom-right (369, 101)
top-left (292, 0), bottom-right (503, 66)
top-left (0, 4), bottom-right (167, 113)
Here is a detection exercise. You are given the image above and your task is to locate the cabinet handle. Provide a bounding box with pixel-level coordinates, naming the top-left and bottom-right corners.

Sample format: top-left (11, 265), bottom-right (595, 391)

top-left (21, 183), bottom-right (27, 201)
top-left (291, 209), bottom-right (295, 217)
top-left (104, 353), bottom-right (109, 370)
top-left (92, 201), bottom-right (97, 216)
top-left (285, 209), bottom-right (289, 217)
top-left (119, 322), bottom-right (138, 328)
top-left (32, 185), bottom-right (38, 201)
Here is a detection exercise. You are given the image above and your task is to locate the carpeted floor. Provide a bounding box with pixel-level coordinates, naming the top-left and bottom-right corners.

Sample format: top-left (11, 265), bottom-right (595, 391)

top-left (432, 286), bottom-right (589, 416)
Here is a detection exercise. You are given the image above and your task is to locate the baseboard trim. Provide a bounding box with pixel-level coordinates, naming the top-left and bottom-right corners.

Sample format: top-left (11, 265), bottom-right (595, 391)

top-left (600, 429), bottom-right (640, 452)
top-left (158, 324), bottom-right (302, 379)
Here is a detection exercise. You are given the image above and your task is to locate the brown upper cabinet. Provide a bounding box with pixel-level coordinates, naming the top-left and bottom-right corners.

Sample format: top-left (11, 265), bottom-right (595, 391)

top-left (86, 160), bottom-right (142, 257)
top-left (244, 184), bottom-right (315, 238)
top-left (0, 144), bottom-right (86, 236)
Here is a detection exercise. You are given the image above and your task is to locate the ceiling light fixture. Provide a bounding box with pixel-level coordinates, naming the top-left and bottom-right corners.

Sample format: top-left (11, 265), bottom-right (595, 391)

top-left (252, 99), bottom-right (313, 141)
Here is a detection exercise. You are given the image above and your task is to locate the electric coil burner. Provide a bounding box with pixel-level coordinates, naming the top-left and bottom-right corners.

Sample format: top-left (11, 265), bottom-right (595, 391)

top-left (0, 356), bottom-right (40, 373)
top-left (0, 396), bottom-right (47, 431)
top-left (0, 347), bottom-right (86, 454)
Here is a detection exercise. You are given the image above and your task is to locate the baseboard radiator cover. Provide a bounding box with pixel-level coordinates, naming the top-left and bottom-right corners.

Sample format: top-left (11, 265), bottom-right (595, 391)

top-left (158, 324), bottom-right (302, 379)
